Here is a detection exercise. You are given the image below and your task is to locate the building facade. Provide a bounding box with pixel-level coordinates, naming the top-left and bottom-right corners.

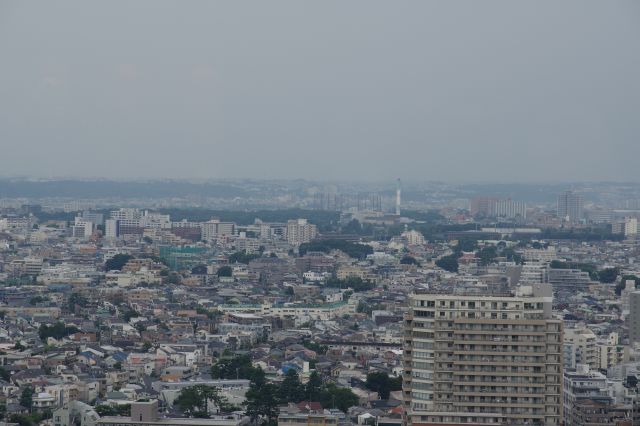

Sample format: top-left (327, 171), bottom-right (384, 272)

top-left (403, 285), bottom-right (563, 425)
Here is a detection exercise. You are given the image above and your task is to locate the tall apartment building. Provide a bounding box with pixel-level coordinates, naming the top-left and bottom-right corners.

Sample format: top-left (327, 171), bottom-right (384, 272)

top-left (612, 217), bottom-right (638, 237)
top-left (201, 219), bottom-right (236, 241)
top-left (627, 291), bottom-right (640, 344)
top-left (563, 327), bottom-right (597, 370)
top-left (81, 211), bottom-right (105, 226)
top-left (557, 191), bottom-right (584, 224)
top-left (403, 284), bottom-right (562, 426)
top-left (71, 216), bottom-right (94, 239)
top-left (469, 197), bottom-right (526, 219)
top-left (110, 208), bottom-right (143, 224)
top-left (402, 230), bottom-right (426, 246)
top-left (286, 219), bottom-right (317, 246)
top-left (491, 199), bottom-right (527, 220)
top-left (104, 219), bottom-right (119, 239)
top-left (470, 197), bottom-right (498, 216)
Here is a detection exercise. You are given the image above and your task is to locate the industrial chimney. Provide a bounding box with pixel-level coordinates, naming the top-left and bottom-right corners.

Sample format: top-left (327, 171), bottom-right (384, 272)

top-left (395, 178), bottom-right (401, 216)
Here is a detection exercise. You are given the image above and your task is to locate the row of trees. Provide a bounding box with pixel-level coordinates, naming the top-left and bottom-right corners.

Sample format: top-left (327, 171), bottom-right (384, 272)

top-left (175, 385), bottom-right (236, 417)
top-left (324, 276), bottom-right (375, 292)
top-left (210, 355), bottom-right (359, 425)
top-left (436, 240), bottom-right (524, 272)
top-left (245, 369), bottom-right (359, 425)
top-left (38, 322), bottom-right (78, 341)
top-left (299, 239), bottom-right (374, 260)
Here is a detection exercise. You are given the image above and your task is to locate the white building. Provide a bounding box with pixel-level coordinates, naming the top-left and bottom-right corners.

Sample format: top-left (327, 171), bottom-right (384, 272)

top-left (563, 327), bottom-right (597, 370)
top-left (71, 216), bottom-right (94, 239)
top-left (286, 219), bottom-right (317, 246)
top-left (401, 229), bottom-right (425, 245)
top-left (201, 220), bottom-right (236, 241)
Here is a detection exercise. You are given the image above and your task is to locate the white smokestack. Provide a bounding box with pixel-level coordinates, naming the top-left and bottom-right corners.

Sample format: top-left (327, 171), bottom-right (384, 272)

top-left (395, 178), bottom-right (401, 216)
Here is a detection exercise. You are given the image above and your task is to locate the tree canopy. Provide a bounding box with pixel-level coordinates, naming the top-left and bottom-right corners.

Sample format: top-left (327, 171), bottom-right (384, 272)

top-left (216, 266), bottom-right (233, 277)
top-left (38, 322), bottom-right (78, 341)
top-left (229, 250), bottom-right (261, 264)
top-left (105, 254), bottom-right (133, 271)
top-left (325, 276), bottom-right (374, 292)
top-left (400, 256), bottom-right (420, 266)
top-left (365, 372), bottom-right (402, 400)
top-left (20, 386), bottom-right (33, 411)
top-left (299, 239), bottom-right (373, 259)
top-left (211, 354), bottom-right (265, 386)
top-left (435, 254), bottom-right (458, 273)
top-left (175, 385), bottom-right (232, 416)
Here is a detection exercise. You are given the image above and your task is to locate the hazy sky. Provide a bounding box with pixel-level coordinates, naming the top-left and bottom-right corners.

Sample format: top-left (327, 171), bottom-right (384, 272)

top-left (1, 1), bottom-right (639, 182)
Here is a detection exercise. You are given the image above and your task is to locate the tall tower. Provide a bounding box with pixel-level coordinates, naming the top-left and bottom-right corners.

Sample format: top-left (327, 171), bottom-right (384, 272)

top-left (557, 190), bottom-right (584, 224)
top-left (395, 178), bottom-right (402, 216)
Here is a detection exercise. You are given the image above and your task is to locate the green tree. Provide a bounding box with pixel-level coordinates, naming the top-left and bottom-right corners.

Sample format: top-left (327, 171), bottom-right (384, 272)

top-left (8, 414), bottom-right (34, 426)
top-left (38, 322), bottom-right (79, 341)
top-left (217, 266), bottom-right (233, 277)
top-left (122, 308), bottom-right (140, 322)
top-left (365, 372), bottom-right (393, 399)
top-left (20, 386), bottom-right (33, 411)
top-left (191, 264), bottom-right (208, 275)
top-left (299, 240), bottom-right (373, 259)
top-left (105, 254), bottom-right (133, 271)
top-left (210, 355), bottom-right (264, 386)
top-left (278, 369), bottom-right (304, 403)
top-left (302, 340), bottom-right (328, 355)
top-left (324, 276), bottom-right (374, 292)
top-left (0, 366), bottom-right (10, 381)
top-left (175, 385), bottom-right (228, 416)
top-left (244, 383), bottom-right (280, 426)
top-left (477, 245), bottom-right (498, 266)
top-left (598, 267), bottom-right (619, 284)
top-left (229, 250), bottom-right (261, 264)
top-left (305, 371), bottom-right (323, 401)
top-left (28, 296), bottom-right (47, 306)
top-left (68, 293), bottom-right (88, 311)
top-left (318, 384), bottom-right (359, 412)
top-left (435, 254), bottom-right (458, 273)
top-left (455, 239), bottom-right (477, 253)
top-left (95, 404), bottom-right (131, 417)
top-left (364, 372), bottom-right (402, 400)
top-left (400, 255), bottom-right (420, 266)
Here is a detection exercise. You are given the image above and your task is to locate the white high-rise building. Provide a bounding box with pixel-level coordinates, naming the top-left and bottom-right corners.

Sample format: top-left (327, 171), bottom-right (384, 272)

top-left (490, 199), bottom-right (527, 219)
top-left (402, 230), bottom-right (425, 246)
top-left (71, 216), bottom-right (94, 239)
top-left (403, 284), bottom-right (563, 425)
top-left (140, 211), bottom-right (171, 229)
top-left (201, 219), bottom-right (236, 241)
top-left (624, 217), bottom-right (637, 236)
top-left (105, 219), bottom-right (119, 239)
top-left (286, 219), bottom-right (317, 246)
top-left (563, 327), bottom-right (597, 370)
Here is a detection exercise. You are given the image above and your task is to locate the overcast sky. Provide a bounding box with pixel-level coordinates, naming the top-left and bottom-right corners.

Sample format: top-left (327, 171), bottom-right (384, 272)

top-left (0, 1), bottom-right (638, 182)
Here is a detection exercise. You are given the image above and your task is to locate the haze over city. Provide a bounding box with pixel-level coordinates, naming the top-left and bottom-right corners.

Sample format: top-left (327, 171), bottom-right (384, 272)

top-left (1, 1), bottom-right (639, 182)
top-left (3, 3), bottom-right (640, 426)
